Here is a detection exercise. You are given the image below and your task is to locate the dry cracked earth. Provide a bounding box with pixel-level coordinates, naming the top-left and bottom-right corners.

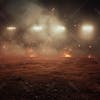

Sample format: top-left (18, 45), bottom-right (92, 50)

top-left (0, 56), bottom-right (100, 100)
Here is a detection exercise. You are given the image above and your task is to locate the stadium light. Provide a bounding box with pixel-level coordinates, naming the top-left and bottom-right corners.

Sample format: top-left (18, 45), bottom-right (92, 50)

top-left (80, 24), bottom-right (94, 40)
top-left (32, 25), bottom-right (44, 32)
top-left (6, 26), bottom-right (16, 31)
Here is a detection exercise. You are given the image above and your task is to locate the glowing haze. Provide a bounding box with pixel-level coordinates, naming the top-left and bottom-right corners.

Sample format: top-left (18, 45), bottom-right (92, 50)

top-left (0, 0), bottom-right (67, 57)
top-left (80, 24), bottom-right (95, 40)
top-left (0, 0), bottom-right (98, 57)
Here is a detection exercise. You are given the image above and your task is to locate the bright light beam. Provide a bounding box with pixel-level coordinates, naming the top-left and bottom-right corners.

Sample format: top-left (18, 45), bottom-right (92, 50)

top-left (32, 25), bottom-right (43, 32)
top-left (6, 26), bottom-right (16, 31)
top-left (82, 25), bottom-right (94, 33)
top-left (52, 25), bottom-right (66, 33)
top-left (64, 53), bottom-right (72, 58)
top-left (80, 24), bottom-right (94, 40)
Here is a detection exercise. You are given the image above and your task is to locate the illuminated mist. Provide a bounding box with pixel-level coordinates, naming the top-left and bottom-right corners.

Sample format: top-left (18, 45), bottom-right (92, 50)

top-left (0, 0), bottom-right (98, 57)
top-left (0, 0), bottom-right (67, 57)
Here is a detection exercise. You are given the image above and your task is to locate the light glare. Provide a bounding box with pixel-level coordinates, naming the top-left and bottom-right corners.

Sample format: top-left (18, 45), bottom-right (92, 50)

top-left (52, 25), bottom-right (66, 33)
top-left (32, 25), bottom-right (43, 32)
top-left (82, 25), bottom-right (94, 33)
top-left (80, 24), bottom-right (95, 40)
top-left (64, 53), bottom-right (72, 58)
top-left (6, 26), bottom-right (16, 31)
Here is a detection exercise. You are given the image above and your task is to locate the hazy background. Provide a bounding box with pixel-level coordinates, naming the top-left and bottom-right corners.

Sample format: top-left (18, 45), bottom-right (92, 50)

top-left (0, 0), bottom-right (100, 57)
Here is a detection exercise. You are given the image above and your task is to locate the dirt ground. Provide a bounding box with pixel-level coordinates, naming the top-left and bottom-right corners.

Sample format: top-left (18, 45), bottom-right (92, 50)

top-left (0, 56), bottom-right (100, 100)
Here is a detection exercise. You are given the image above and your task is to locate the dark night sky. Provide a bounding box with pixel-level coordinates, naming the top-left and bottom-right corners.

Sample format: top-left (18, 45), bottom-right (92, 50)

top-left (0, 0), bottom-right (100, 27)
top-left (40, 0), bottom-right (100, 24)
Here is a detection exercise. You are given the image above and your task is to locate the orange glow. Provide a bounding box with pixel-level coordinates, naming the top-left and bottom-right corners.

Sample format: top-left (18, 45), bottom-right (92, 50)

top-left (26, 48), bottom-right (36, 58)
top-left (64, 53), bottom-right (72, 58)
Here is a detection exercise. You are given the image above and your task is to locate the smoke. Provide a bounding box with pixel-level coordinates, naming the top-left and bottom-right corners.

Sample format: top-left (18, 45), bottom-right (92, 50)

top-left (0, 42), bottom-right (26, 56)
top-left (0, 0), bottom-right (95, 57)
top-left (0, 0), bottom-right (67, 57)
